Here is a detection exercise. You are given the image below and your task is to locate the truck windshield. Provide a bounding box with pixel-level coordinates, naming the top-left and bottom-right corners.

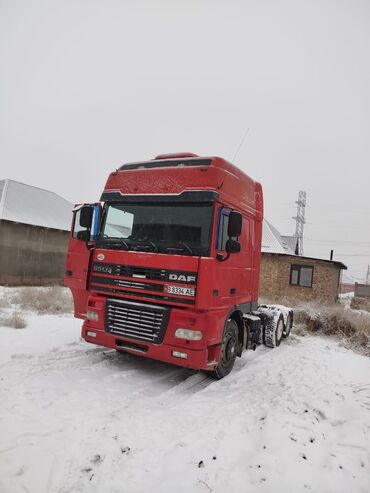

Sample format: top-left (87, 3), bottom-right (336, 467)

top-left (97, 202), bottom-right (213, 256)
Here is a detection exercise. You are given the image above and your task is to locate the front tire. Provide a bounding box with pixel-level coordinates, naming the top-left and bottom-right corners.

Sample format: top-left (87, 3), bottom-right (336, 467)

top-left (209, 319), bottom-right (238, 380)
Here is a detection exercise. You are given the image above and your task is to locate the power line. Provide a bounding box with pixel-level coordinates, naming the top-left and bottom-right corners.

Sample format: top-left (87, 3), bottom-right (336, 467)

top-left (305, 251), bottom-right (370, 258)
top-left (231, 128), bottom-right (250, 163)
top-left (327, 253), bottom-right (370, 258)
top-left (305, 238), bottom-right (370, 246)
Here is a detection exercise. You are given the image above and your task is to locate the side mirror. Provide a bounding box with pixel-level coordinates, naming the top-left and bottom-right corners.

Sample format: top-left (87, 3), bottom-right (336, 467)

top-left (226, 239), bottom-right (241, 254)
top-left (228, 211), bottom-right (242, 237)
top-left (79, 206), bottom-right (93, 229)
top-left (76, 230), bottom-right (91, 242)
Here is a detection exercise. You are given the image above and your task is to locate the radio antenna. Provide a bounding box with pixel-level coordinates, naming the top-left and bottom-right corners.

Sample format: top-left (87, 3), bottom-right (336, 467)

top-left (232, 127), bottom-right (250, 163)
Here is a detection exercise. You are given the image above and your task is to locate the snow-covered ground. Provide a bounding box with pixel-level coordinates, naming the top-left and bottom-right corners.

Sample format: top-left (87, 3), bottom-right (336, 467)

top-left (1, 308), bottom-right (369, 493)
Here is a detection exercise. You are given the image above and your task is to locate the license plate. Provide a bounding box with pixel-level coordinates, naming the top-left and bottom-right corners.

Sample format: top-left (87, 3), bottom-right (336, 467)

top-left (166, 285), bottom-right (195, 297)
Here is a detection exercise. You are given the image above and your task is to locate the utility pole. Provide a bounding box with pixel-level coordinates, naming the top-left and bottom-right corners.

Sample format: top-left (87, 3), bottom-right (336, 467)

top-left (366, 265), bottom-right (370, 285)
top-left (292, 191), bottom-right (307, 256)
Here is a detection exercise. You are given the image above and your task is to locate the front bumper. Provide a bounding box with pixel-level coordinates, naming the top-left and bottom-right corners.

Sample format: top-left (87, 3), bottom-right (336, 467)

top-left (82, 321), bottom-right (219, 370)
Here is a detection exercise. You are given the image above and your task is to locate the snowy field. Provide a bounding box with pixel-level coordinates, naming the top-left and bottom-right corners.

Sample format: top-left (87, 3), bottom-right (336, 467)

top-left (1, 292), bottom-right (370, 493)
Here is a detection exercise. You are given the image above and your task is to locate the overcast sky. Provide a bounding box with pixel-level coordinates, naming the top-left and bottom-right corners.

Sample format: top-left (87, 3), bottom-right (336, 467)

top-left (1, 0), bottom-right (369, 279)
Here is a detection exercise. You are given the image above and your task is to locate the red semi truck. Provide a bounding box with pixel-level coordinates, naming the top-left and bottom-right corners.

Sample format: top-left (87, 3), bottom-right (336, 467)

top-left (64, 153), bottom-right (292, 378)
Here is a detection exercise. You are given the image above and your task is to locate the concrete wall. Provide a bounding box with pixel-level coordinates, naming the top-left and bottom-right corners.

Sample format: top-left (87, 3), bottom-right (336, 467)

top-left (260, 253), bottom-right (342, 305)
top-left (354, 283), bottom-right (370, 299)
top-left (0, 220), bottom-right (69, 286)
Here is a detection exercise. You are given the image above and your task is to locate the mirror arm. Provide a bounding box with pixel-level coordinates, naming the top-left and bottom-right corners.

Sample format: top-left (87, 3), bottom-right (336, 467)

top-left (84, 228), bottom-right (94, 250)
top-left (216, 252), bottom-right (231, 262)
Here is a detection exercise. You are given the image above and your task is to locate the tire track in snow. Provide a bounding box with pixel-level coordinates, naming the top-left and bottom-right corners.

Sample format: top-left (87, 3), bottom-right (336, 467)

top-left (1, 332), bottom-right (370, 493)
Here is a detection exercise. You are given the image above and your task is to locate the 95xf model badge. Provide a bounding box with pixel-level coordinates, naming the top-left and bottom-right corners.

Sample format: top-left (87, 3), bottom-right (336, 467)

top-left (166, 285), bottom-right (195, 297)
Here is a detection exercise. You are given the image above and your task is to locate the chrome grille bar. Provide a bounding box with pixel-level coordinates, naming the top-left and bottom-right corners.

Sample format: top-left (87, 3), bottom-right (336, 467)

top-left (105, 298), bottom-right (170, 344)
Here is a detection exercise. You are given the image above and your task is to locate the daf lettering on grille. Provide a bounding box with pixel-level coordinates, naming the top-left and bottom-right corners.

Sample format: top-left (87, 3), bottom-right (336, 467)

top-left (168, 274), bottom-right (196, 283)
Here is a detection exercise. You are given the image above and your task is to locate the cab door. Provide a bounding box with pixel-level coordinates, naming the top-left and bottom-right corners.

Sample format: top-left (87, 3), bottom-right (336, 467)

top-left (214, 207), bottom-right (252, 304)
top-left (64, 205), bottom-right (101, 319)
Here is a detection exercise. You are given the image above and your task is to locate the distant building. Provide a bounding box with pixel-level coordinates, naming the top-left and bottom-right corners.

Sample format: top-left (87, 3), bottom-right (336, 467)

top-left (0, 179), bottom-right (72, 286)
top-left (260, 220), bottom-right (347, 304)
top-left (340, 272), bottom-right (363, 294)
top-left (354, 283), bottom-right (370, 299)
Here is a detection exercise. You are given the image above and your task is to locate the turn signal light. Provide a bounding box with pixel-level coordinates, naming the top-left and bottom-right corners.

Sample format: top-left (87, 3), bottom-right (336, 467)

top-left (172, 351), bottom-right (188, 360)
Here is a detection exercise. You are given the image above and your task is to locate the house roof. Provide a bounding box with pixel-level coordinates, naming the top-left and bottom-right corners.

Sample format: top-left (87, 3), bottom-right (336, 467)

top-left (263, 251), bottom-right (347, 270)
top-left (262, 219), bottom-right (347, 270)
top-left (262, 220), bottom-right (296, 255)
top-left (281, 235), bottom-right (298, 254)
top-left (0, 179), bottom-right (73, 231)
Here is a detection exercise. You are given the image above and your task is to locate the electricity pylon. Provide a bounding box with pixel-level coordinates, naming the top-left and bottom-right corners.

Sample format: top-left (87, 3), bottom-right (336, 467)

top-left (292, 191), bottom-right (307, 256)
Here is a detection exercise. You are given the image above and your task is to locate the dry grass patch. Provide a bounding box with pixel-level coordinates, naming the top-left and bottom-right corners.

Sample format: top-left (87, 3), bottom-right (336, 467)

top-left (0, 294), bottom-right (10, 309)
top-left (11, 287), bottom-right (73, 315)
top-left (294, 304), bottom-right (370, 355)
top-left (350, 297), bottom-right (370, 312)
top-left (0, 313), bottom-right (27, 329)
top-left (260, 296), bottom-right (370, 356)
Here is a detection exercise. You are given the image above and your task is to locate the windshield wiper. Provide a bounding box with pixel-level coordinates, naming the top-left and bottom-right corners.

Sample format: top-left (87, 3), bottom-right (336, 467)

top-left (119, 239), bottom-right (130, 250)
top-left (100, 235), bottom-right (193, 255)
top-left (178, 241), bottom-right (193, 255)
top-left (148, 241), bottom-right (159, 253)
top-left (128, 237), bottom-right (159, 253)
top-left (161, 241), bottom-right (194, 255)
top-left (99, 236), bottom-right (130, 250)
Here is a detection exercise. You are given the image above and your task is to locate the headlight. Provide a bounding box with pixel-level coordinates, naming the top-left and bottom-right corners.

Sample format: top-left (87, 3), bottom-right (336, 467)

top-left (87, 310), bottom-right (99, 321)
top-left (175, 328), bottom-right (203, 341)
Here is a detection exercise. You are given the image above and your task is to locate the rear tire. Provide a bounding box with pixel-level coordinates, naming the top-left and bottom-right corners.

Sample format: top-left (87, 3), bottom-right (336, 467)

top-left (209, 319), bottom-right (238, 380)
top-left (283, 313), bottom-right (293, 338)
top-left (264, 314), bottom-right (284, 348)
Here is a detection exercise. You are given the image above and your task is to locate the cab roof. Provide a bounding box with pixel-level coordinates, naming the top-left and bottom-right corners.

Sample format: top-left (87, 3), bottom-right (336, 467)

top-left (104, 153), bottom-right (263, 219)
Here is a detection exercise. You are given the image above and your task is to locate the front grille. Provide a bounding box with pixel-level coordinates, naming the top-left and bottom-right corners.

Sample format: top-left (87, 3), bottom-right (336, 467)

top-left (105, 299), bottom-right (170, 344)
top-left (93, 262), bottom-right (166, 281)
top-left (91, 275), bottom-right (163, 292)
top-left (92, 262), bottom-right (198, 284)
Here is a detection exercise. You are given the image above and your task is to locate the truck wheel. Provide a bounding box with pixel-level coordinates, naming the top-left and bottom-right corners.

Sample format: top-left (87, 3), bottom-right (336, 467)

top-left (209, 319), bottom-right (238, 380)
top-left (283, 313), bottom-right (293, 338)
top-left (264, 314), bottom-right (284, 348)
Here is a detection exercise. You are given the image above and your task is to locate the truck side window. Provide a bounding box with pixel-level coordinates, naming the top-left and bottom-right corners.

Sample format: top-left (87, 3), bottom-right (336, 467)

top-left (72, 209), bottom-right (84, 239)
top-left (216, 208), bottom-right (231, 251)
top-left (72, 206), bottom-right (100, 240)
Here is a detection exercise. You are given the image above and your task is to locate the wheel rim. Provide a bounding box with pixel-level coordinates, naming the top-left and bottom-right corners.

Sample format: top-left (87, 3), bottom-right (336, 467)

top-left (221, 332), bottom-right (236, 366)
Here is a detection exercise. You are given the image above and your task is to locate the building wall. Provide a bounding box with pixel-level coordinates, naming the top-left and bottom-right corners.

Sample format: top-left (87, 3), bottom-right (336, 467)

top-left (0, 220), bottom-right (70, 286)
top-left (260, 253), bottom-right (341, 304)
top-left (354, 283), bottom-right (370, 299)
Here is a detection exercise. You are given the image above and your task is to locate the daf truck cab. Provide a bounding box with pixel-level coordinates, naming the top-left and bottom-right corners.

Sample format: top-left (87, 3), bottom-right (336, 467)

top-left (64, 153), bottom-right (292, 379)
